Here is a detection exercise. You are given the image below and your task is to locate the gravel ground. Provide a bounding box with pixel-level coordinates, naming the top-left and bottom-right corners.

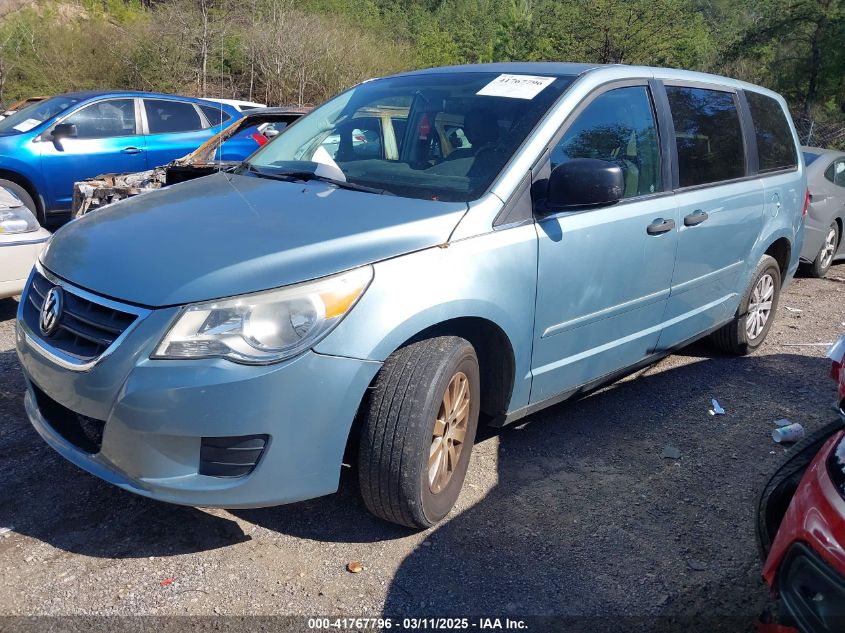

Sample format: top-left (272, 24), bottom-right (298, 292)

top-left (1, 264), bottom-right (844, 629)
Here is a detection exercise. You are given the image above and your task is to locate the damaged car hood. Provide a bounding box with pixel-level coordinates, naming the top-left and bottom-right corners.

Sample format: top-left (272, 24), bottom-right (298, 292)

top-left (43, 171), bottom-right (468, 307)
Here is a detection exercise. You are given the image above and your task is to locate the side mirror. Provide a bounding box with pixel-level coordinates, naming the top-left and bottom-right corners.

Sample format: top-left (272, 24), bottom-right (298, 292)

top-left (51, 123), bottom-right (78, 141)
top-left (542, 158), bottom-right (624, 212)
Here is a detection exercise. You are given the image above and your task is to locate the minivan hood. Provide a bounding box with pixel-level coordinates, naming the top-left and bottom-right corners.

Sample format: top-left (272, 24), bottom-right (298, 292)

top-left (42, 172), bottom-right (468, 307)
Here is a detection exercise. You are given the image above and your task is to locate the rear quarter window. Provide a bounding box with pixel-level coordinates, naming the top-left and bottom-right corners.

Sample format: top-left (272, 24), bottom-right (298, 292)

top-left (745, 91), bottom-right (797, 172)
top-left (199, 104), bottom-right (233, 127)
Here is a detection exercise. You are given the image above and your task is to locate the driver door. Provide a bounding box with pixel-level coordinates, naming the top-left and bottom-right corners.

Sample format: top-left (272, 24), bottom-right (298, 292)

top-left (39, 98), bottom-right (146, 210)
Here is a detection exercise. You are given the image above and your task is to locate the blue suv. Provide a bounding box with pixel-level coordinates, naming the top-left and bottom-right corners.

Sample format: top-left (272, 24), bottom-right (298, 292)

top-left (16, 64), bottom-right (806, 528)
top-left (0, 91), bottom-right (241, 222)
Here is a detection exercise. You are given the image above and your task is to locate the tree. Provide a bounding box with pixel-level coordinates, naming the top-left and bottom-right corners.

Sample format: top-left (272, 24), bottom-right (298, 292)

top-left (569, 0), bottom-right (707, 66)
top-left (724, 0), bottom-right (845, 114)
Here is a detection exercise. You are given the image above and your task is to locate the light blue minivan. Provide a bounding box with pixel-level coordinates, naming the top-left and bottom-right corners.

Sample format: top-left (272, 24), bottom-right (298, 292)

top-left (16, 63), bottom-right (806, 528)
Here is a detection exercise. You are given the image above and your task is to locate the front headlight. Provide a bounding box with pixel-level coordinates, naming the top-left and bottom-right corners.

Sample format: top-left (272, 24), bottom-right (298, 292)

top-left (0, 195), bottom-right (39, 235)
top-left (152, 266), bottom-right (373, 364)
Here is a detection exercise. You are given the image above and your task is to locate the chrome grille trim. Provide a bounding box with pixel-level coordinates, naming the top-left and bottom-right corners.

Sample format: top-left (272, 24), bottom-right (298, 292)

top-left (17, 262), bottom-right (151, 372)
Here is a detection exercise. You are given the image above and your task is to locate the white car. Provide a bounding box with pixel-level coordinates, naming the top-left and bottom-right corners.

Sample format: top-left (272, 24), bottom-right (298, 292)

top-left (0, 187), bottom-right (50, 299)
top-left (203, 98), bottom-right (266, 112)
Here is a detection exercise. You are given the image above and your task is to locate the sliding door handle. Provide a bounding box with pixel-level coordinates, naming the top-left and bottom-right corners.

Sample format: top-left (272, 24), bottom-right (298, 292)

top-left (647, 218), bottom-right (675, 235)
top-left (684, 209), bottom-right (709, 226)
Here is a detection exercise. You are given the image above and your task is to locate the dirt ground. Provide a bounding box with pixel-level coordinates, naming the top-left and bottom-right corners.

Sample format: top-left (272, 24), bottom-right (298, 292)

top-left (1, 263), bottom-right (844, 630)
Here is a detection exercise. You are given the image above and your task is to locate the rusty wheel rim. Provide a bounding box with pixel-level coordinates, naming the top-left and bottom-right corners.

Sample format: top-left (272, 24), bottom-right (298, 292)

top-left (428, 371), bottom-right (470, 494)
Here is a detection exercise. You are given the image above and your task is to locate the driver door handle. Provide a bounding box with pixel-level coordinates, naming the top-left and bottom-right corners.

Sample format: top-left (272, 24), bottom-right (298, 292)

top-left (647, 218), bottom-right (676, 235)
top-left (684, 209), bottom-right (709, 226)
top-left (121, 147), bottom-right (144, 155)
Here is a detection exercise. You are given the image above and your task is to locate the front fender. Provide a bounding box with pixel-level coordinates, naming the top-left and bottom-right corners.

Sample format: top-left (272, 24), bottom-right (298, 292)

top-left (0, 149), bottom-right (45, 204)
top-left (315, 223), bottom-right (539, 411)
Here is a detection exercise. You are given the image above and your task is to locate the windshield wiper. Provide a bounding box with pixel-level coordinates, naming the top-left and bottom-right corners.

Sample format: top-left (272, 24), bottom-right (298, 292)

top-left (243, 164), bottom-right (393, 196)
top-left (242, 164), bottom-right (300, 182)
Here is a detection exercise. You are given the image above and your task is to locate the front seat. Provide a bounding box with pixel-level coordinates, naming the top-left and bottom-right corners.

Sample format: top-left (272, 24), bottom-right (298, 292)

top-left (445, 109), bottom-right (499, 161)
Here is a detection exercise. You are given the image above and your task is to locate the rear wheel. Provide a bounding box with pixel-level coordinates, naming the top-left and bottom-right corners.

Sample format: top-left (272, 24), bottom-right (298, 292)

top-left (756, 419), bottom-right (845, 560)
top-left (710, 254), bottom-right (781, 355)
top-left (0, 178), bottom-right (40, 223)
top-left (358, 336), bottom-right (480, 528)
top-left (808, 221), bottom-right (839, 278)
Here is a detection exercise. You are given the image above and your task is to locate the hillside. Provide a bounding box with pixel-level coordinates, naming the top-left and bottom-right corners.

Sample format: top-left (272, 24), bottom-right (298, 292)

top-left (0, 0), bottom-right (842, 130)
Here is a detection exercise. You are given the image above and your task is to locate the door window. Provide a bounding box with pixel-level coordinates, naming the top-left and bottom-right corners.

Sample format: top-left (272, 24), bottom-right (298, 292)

top-left (825, 160), bottom-right (845, 187)
top-left (552, 85), bottom-right (662, 198)
top-left (745, 91), bottom-right (797, 172)
top-left (144, 99), bottom-right (204, 134)
top-left (62, 99), bottom-right (137, 139)
top-left (666, 86), bottom-right (745, 187)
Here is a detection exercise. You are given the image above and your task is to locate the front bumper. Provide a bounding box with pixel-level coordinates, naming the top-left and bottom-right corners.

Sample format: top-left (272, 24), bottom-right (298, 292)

top-left (16, 275), bottom-right (381, 508)
top-left (777, 543), bottom-right (845, 633)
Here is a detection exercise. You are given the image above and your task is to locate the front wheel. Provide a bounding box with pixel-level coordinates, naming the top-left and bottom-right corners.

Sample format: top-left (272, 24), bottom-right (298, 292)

top-left (808, 221), bottom-right (839, 278)
top-left (358, 336), bottom-right (480, 528)
top-left (710, 254), bottom-right (781, 355)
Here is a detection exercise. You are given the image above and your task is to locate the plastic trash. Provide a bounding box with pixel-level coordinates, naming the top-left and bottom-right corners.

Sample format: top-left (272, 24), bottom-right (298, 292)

top-left (774, 418), bottom-right (793, 427)
top-left (826, 336), bottom-right (845, 361)
top-left (772, 423), bottom-right (805, 444)
top-left (785, 307), bottom-right (803, 313)
top-left (0, 527), bottom-right (12, 536)
top-left (709, 399), bottom-right (725, 416)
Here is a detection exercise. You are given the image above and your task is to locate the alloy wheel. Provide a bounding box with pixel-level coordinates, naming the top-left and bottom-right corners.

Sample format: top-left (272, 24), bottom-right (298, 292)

top-left (746, 273), bottom-right (775, 340)
top-left (820, 226), bottom-right (837, 271)
top-left (429, 371), bottom-right (471, 494)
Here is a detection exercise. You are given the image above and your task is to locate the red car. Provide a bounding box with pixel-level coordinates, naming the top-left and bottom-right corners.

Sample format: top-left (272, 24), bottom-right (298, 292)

top-left (758, 335), bottom-right (845, 632)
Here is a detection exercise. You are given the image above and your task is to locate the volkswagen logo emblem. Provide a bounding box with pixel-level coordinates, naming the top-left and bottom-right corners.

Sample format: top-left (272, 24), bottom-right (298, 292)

top-left (39, 287), bottom-right (63, 337)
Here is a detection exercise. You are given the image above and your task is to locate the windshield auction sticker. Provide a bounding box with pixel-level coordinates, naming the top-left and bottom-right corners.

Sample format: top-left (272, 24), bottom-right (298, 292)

top-left (476, 74), bottom-right (556, 100)
top-left (12, 118), bottom-right (40, 132)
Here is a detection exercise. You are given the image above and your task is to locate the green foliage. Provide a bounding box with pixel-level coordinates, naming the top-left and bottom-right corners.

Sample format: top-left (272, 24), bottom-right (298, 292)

top-left (0, 0), bottom-right (842, 125)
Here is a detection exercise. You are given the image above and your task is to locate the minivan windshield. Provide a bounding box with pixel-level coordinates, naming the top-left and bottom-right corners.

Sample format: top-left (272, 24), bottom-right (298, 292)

top-left (0, 96), bottom-right (83, 136)
top-left (242, 72), bottom-right (575, 202)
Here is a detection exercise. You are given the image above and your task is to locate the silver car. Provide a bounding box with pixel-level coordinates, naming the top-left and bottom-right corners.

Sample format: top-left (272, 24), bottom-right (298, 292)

top-left (801, 147), bottom-right (845, 277)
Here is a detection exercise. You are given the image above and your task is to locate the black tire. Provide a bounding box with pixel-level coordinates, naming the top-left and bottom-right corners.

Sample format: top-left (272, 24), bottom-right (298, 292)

top-left (808, 221), bottom-right (840, 279)
top-left (756, 419), bottom-right (845, 561)
top-left (710, 254), bottom-right (781, 355)
top-left (358, 336), bottom-right (480, 528)
top-left (0, 178), bottom-right (40, 223)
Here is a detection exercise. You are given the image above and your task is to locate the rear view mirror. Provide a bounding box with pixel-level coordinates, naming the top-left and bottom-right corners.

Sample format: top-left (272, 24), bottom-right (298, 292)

top-left (542, 158), bottom-right (624, 212)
